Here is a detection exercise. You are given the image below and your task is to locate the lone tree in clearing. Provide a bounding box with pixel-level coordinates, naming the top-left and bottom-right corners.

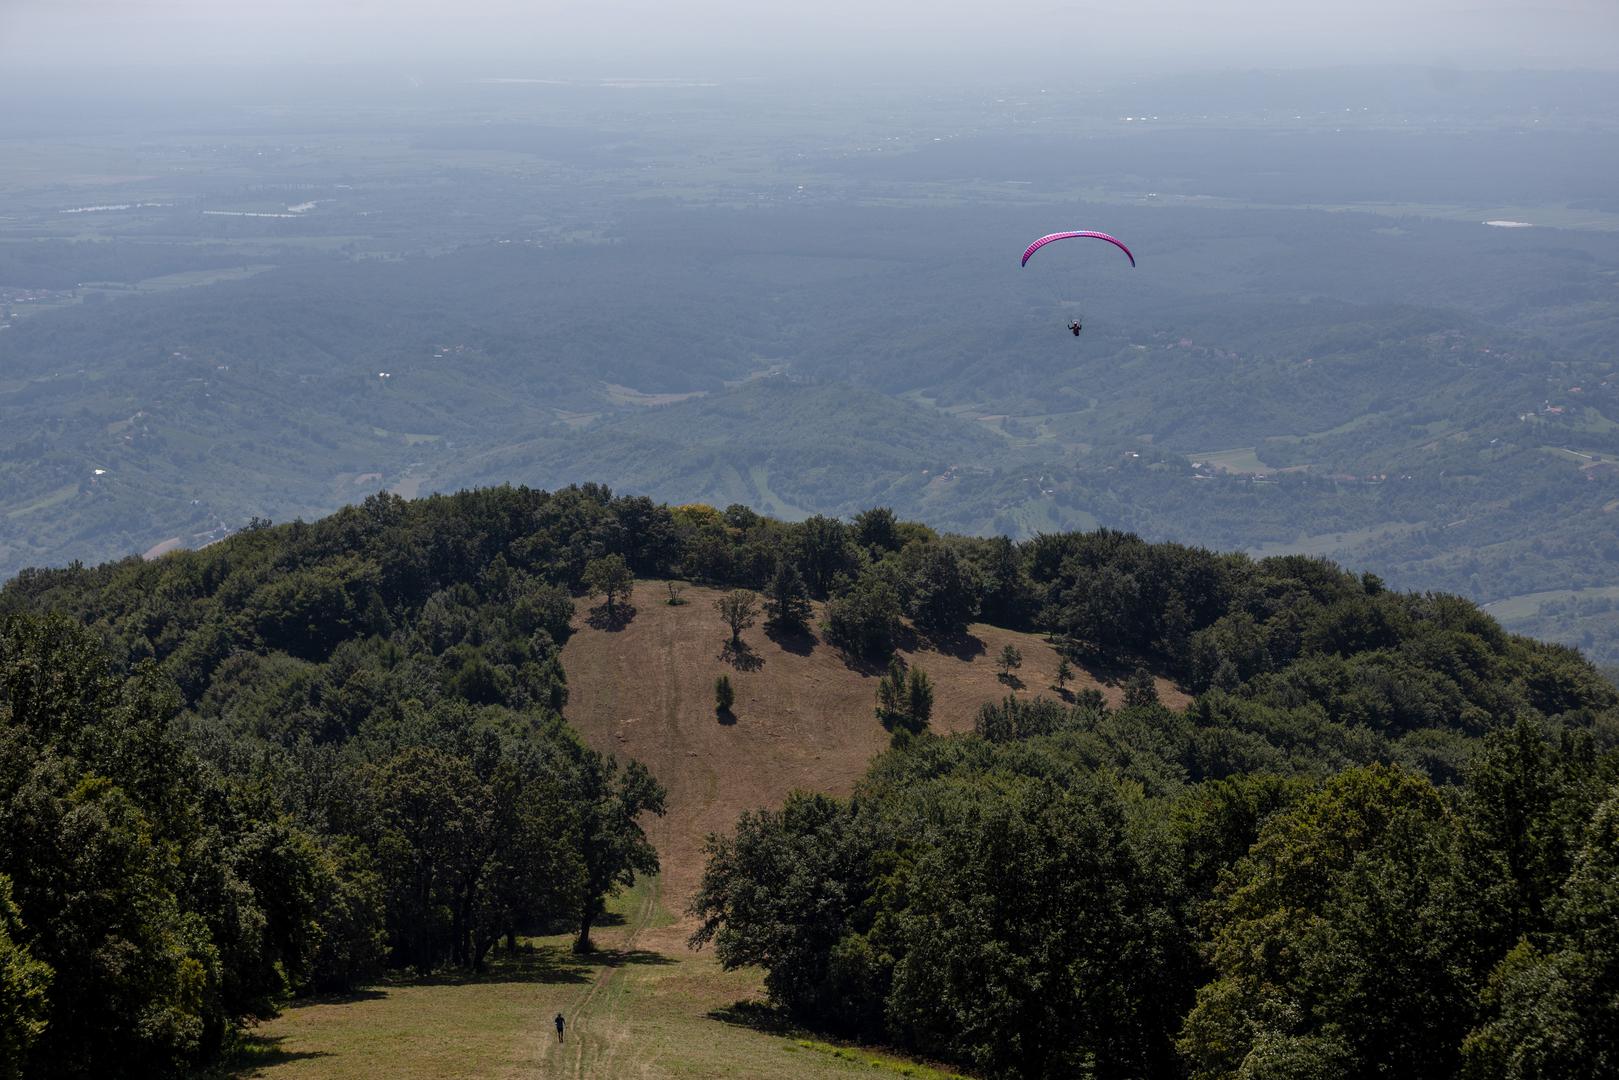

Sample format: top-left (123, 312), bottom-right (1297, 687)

top-left (714, 674), bottom-right (735, 714)
top-left (582, 554), bottom-right (633, 619)
top-left (715, 589), bottom-right (760, 648)
top-left (1054, 655), bottom-right (1074, 693)
top-left (998, 643), bottom-right (1024, 681)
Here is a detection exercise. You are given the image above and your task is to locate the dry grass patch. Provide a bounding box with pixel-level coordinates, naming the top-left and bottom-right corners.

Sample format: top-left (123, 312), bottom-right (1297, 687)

top-left (561, 580), bottom-right (1184, 919)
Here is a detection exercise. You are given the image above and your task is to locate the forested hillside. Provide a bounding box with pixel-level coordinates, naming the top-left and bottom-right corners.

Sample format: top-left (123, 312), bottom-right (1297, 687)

top-left (2, 483), bottom-right (1617, 1077)
top-left (7, 72), bottom-right (1619, 661)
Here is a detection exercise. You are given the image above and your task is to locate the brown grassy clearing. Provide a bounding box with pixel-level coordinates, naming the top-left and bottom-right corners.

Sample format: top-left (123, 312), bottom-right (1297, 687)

top-left (560, 580), bottom-right (1185, 933)
top-left (232, 579), bottom-right (1183, 1078)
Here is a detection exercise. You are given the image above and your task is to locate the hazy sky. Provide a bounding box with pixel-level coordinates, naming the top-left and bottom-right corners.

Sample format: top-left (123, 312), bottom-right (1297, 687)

top-left (3, 0), bottom-right (1617, 72)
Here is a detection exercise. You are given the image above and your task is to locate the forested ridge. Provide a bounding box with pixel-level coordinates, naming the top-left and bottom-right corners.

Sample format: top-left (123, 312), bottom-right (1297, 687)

top-left (1, 483), bottom-right (1617, 1077)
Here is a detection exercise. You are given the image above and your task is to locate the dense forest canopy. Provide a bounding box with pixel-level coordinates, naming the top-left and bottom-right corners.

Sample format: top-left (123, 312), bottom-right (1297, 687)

top-left (1, 483), bottom-right (1617, 1076)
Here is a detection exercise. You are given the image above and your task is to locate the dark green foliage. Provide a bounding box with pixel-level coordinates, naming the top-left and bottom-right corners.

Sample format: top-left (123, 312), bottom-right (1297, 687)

top-left (875, 659), bottom-right (907, 731)
top-left (898, 542), bottom-right (978, 637)
top-left (686, 496), bottom-right (1619, 1079)
top-left (906, 667), bottom-right (934, 734)
top-left (852, 507), bottom-right (901, 555)
top-left (973, 695), bottom-right (1070, 743)
top-left (762, 560), bottom-right (812, 635)
top-left (1460, 720), bottom-right (1613, 943)
top-left (794, 515), bottom-right (857, 599)
top-left (1180, 766), bottom-right (1488, 1079)
top-left (874, 658), bottom-right (932, 738)
top-left (6, 486), bottom-right (1619, 1077)
top-left (715, 674), bottom-right (734, 714)
top-left (885, 776), bottom-right (1186, 1079)
top-left (1169, 773), bottom-right (1312, 906)
top-left (0, 615), bottom-right (298, 1077)
top-left (569, 751), bottom-right (665, 952)
top-left (0, 874), bottom-right (50, 1080)
top-left (689, 793), bottom-right (881, 1027)
top-left (1123, 666), bottom-right (1160, 708)
top-left (693, 752), bottom-right (1194, 1079)
top-left (0, 485), bottom-right (682, 1075)
top-left (1464, 786), bottom-right (1619, 1078)
top-left (371, 746), bottom-right (494, 970)
top-left (248, 555), bottom-right (389, 660)
top-left (306, 839), bottom-right (387, 992)
top-left (582, 553), bottom-right (634, 618)
top-left (822, 572), bottom-right (902, 661)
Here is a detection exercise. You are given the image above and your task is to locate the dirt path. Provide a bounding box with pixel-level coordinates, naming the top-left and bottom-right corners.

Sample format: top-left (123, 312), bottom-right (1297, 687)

top-left (547, 876), bottom-right (662, 1078)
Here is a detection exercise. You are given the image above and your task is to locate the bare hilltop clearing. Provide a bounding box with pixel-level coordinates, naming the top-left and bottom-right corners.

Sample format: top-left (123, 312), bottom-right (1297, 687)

top-left (559, 580), bottom-right (1188, 929)
top-left (231, 581), bottom-right (1186, 1080)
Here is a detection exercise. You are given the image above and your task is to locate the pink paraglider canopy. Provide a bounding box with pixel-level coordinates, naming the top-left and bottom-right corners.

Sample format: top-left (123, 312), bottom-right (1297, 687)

top-left (1020, 231), bottom-right (1136, 268)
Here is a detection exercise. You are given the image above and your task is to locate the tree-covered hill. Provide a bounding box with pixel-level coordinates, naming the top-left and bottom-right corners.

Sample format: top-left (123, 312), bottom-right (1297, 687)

top-left (2, 483), bottom-right (1617, 1077)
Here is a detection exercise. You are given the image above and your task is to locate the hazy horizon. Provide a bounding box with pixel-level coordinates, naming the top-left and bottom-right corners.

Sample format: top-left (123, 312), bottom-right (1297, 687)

top-left (5, 0), bottom-right (1618, 77)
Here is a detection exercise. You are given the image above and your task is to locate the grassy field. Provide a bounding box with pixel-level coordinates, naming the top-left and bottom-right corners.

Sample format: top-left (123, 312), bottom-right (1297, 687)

top-left (1483, 584), bottom-right (1619, 622)
top-left (231, 877), bottom-right (968, 1080)
top-left (4, 483), bottom-right (79, 520)
top-left (1188, 447), bottom-right (1270, 474)
top-left (228, 583), bottom-right (1184, 1078)
top-left (1247, 521), bottom-right (1422, 560)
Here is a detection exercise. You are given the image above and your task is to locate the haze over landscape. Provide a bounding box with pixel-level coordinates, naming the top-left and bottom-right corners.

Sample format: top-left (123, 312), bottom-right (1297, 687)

top-left (3, 2), bottom-right (1619, 1078)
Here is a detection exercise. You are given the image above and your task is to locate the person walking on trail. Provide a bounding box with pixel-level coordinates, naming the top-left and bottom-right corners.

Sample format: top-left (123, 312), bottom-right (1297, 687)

top-left (555, 1012), bottom-right (566, 1043)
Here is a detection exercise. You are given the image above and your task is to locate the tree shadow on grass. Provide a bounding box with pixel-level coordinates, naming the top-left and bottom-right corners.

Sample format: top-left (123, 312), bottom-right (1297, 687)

top-left (226, 1034), bottom-right (334, 1072)
top-left (586, 602), bottom-right (637, 631)
top-left (707, 999), bottom-right (798, 1035)
top-left (716, 707), bottom-right (737, 726)
top-left (720, 640), bottom-right (764, 672)
top-left (764, 624), bottom-right (816, 656)
top-left (1059, 642), bottom-right (1153, 689)
top-left (589, 947), bottom-right (676, 968)
top-left (921, 629), bottom-right (986, 661)
top-left (836, 653), bottom-right (888, 677)
top-left (996, 672), bottom-right (1026, 691)
top-left (287, 987), bottom-right (388, 1006)
top-left (404, 944), bottom-right (594, 987)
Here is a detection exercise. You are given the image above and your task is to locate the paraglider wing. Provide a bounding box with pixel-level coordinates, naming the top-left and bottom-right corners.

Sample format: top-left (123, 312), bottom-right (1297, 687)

top-left (1020, 231), bottom-right (1136, 268)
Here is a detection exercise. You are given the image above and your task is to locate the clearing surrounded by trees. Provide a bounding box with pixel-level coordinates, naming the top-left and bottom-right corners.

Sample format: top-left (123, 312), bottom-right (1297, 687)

top-left (231, 580), bottom-right (1178, 1079)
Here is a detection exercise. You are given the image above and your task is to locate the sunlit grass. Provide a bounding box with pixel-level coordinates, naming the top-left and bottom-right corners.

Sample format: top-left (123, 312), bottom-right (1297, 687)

top-left (226, 876), bottom-right (956, 1079)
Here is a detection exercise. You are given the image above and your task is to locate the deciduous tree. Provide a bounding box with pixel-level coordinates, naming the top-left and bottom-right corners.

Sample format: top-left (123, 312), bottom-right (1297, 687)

top-left (715, 589), bottom-right (760, 647)
top-left (568, 750), bottom-right (666, 953)
top-left (582, 554), bottom-right (634, 619)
